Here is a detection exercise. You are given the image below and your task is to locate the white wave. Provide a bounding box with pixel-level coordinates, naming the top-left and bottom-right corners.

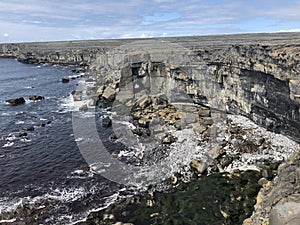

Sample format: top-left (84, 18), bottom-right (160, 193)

top-left (67, 169), bottom-right (94, 179)
top-left (24, 86), bottom-right (34, 89)
top-left (27, 77), bottom-right (37, 81)
top-left (20, 138), bottom-right (32, 143)
top-left (59, 94), bottom-right (74, 112)
top-left (6, 134), bottom-right (17, 141)
top-left (3, 142), bottom-right (14, 147)
top-left (0, 218), bottom-right (16, 223)
top-left (68, 74), bottom-right (82, 79)
top-left (72, 169), bottom-right (84, 175)
top-left (0, 197), bottom-right (24, 214)
top-left (45, 187), bottom-right (87, 203)
top-left (75, 137), bottom-right (84, 142)
top-left (15, 120), bottom-right (25, 124)
top-left (88, 187), bottom-right (128, 213)
top-left (39, 118), bottom-right (47, 121)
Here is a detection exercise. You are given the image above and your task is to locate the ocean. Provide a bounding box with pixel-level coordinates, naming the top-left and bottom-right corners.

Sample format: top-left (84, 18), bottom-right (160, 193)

top-left (0, 58), bottom-right (128, 224)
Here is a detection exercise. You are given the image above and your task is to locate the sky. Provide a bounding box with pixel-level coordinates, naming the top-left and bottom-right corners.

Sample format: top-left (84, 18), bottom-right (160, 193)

top-left (0, 0), bottom-right (300, 43)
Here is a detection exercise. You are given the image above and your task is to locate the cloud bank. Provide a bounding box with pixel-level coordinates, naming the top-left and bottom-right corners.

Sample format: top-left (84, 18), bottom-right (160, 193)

top-left (0, 0), bottom-right (300, 43)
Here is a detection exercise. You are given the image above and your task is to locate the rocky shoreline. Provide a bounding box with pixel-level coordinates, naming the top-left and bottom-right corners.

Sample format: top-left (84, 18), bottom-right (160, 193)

top-left (1, 33), bottom-right (300, 224)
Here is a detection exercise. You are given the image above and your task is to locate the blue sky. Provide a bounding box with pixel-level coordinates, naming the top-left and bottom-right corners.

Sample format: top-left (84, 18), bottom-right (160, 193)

top-left (0, 0), bottom-right (300, 43)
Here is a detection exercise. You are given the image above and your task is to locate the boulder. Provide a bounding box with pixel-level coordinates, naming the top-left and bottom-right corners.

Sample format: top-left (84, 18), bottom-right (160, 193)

top-left (18, 132), bottom-right (28, 137)
top-left (198, 108), bottom-right (211, 117)
top-left (132, 128), bottom-right (143, 136)
top-left (72, 91), bottom-right (83, 101)
top-left (29, 95), bottom-right (44, 101)
top-left (6, 97), bottom-right (26, 106)
top-left (190, 159), bottom-right (207, 174)
top-left (61, 78), bottom-right (70, 83)
top-left (208, 145), bottom-right (224, 159)
top-left (138, 118), bottom-right (149, 128)
top-left (154, 94), bottom-right (168, 106)
top-left (269, 202), bottom-right (300, 225)
top-left (162, 134), bottom-right (176, 144)
top-left (102, 117), bottom-right (112, 127)
top-left (136, 95), bottom-right (152, 109)
top-left (27, 126), bottom-right (35, 131)
top-left (96, 85), bottom-right (105, 95)
top-left (79, 104), bottom-right (88, 112)
top-left (258, 177), bottom-right (268, 187)
top-left (201, 117), bottom-right (214, 126)
top-left (86, 86), bottom-right (98, 95)
top-left (102, 86), bottom-right (116, 101)
top-left (192, 123), bottom-right (207, 134)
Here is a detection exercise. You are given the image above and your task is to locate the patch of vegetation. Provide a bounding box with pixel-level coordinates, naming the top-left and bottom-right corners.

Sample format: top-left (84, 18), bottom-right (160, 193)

top-left (89, 171), bottom-right (261, 225)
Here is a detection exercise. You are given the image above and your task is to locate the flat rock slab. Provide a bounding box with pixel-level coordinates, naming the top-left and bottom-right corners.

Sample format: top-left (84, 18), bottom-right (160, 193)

top-left (269, 202), bottom-right (300, 225)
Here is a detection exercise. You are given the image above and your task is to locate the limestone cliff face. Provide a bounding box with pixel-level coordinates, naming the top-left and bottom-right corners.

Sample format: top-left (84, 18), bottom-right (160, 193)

top-left (0, 42), bottom-right (102, 67)
top-left (89, 42), bottom-right (300, 142)
top-left (1, 36), bottom-right (299, 140)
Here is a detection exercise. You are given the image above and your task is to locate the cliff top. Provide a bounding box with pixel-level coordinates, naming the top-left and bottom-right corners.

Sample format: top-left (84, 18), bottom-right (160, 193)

top-left (1, 32), bottom-right (300, 52)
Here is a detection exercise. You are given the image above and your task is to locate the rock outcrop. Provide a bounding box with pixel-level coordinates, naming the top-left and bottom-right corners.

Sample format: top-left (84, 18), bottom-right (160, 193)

top-left (5, 97), bottom-right (26, 106)
top-left (243, 149), bottom-right (300, 225)
top-left (29, 95), bottom-right (44, 101)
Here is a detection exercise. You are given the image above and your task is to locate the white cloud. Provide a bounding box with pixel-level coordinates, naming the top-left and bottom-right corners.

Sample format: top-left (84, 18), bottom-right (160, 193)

top-left (3, 33), bottom-right (8, 37)
top-left (0, 0), bottom-right (300, 43)
top-left (276, 29), bottom-right (300, 33)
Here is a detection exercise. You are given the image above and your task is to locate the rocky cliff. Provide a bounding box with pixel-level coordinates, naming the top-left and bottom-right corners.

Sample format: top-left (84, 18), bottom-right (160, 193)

top-left (1, 32), bottom-right (300, 224)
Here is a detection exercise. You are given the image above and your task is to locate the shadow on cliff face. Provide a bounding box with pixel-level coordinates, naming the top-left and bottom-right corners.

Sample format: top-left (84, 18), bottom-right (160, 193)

top-left (236, 69), bottom-right (300, 142)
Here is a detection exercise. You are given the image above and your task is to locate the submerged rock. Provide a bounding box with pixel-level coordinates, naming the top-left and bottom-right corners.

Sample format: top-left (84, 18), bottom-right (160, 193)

top-left (5, 97), bottom-right (25, 106)
top-left (26, 126), bottom-right (35, 131)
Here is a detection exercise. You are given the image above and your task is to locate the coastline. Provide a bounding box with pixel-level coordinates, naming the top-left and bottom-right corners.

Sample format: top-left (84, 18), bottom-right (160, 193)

top-left (1, 32), bottom-right (300, 224)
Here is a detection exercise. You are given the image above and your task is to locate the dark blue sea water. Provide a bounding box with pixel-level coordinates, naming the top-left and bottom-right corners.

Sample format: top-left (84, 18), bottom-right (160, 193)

top-left (0, 58), bottom-right (126, 224)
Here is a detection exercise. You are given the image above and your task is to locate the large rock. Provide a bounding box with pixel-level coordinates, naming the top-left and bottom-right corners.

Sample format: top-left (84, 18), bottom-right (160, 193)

top-left (102, 117), bottom-right (112, 127)
top-left (61, 78), bottom-right (70, 83)
top-left (79, 104), bottom-right (88, 112)
top-left (208, 145), bottom-right (224, 159)
top-left (102, 86), bottom-right (116, 101)
top-left (6, 97), bottom-right (25, 106)
top-left (29, 95), bottom-right (44, 101)
top-left (269, 202), bottom-right (300, 225)
top-left (190, 159), bottom-right (207, 174)
top-left (136, 95), bottom-right (152, 109)
top-left (162, 134), bottom-right (176, 144)
top-left (72, 91), bottom-right (83, 101)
